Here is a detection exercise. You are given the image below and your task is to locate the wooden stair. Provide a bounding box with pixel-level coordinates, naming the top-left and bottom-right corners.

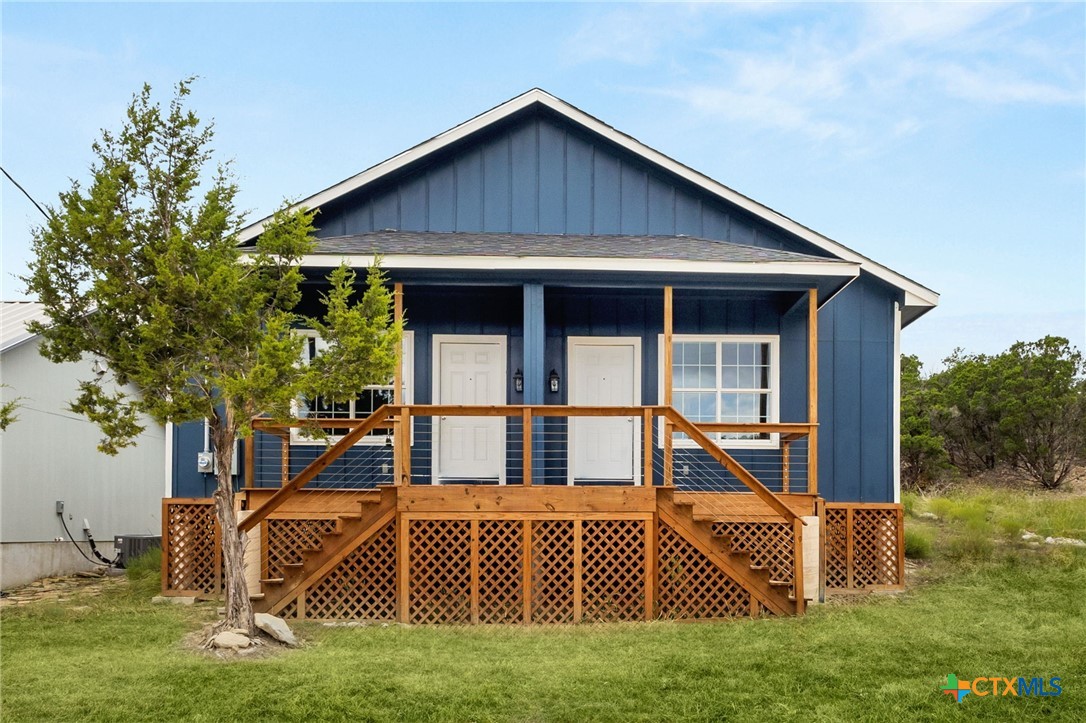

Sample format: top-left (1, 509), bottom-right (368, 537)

top-left (656, 488), bottom-right (796, 616)
top-left (253, 486), bottom-right (397, 616)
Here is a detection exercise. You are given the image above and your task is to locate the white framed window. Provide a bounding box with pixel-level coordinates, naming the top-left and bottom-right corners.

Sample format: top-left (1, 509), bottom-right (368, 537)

top-left (658, 334), bottom-right (780, 449)
top-left (291, 330), bottom-right (414, 445)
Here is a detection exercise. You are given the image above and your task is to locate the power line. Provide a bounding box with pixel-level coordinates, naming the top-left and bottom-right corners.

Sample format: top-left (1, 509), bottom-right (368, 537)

top-left (0, 165), bottom-right (50, 220)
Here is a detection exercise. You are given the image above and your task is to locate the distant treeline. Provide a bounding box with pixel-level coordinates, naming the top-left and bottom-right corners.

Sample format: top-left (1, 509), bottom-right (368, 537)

top-left (902, 336), bottom-right (1086, 490)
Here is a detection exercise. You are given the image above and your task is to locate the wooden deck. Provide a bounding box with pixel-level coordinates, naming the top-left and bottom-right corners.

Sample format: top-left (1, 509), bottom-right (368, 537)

top-left (162, 403), bottom-right (902, 622)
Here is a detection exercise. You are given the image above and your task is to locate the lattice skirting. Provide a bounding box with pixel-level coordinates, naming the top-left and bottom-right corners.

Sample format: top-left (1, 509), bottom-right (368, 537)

top-left (824, 504), bottom-right (904, 590)
top-left (712, 521), bottom-right (794, 596)
top-left (273, 516), bottom-right (785, 623)
top-left (162, 499), bottom-right (220, 595)
top-left (264, 518), bottom-right (339, 580)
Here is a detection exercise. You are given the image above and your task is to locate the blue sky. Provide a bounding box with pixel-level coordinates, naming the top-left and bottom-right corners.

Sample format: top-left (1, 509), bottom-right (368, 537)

top-left (2, 2), bottom-right (1083, 369)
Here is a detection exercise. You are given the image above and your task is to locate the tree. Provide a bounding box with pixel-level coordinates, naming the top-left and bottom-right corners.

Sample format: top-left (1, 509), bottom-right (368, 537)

top-left (22, 80), bottom-right (401, 634)
top-left (993, 336), bottom-right (1086, 489)
top-left (929, 349), bottom-right (1004, 475)
top-left (899, 355), bottom-right (949, 490)
top-left (0, 385), bottom-right (23, 430)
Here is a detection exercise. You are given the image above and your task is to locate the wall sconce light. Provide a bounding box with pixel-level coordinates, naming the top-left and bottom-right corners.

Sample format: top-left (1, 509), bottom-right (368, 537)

top-left (513, 368), bottom-right (524, 393)
top-left (385, 429), bottom-right (393, 448)
top-left (91, 358), bottom-right (107, 377)
top-left (549, 369), bottom-right (560, 394)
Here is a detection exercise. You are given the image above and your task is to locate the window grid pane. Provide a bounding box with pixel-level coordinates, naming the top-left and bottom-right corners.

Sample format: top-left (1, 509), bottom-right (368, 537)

top-left (672, 338), bottom-right (774, 444)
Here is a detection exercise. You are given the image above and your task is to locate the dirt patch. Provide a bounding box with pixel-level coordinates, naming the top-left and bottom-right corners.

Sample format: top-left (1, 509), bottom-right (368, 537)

top-left (179, 622), bottom-right (305, 660)
top-left (0, 569), bottom-right (128, 607)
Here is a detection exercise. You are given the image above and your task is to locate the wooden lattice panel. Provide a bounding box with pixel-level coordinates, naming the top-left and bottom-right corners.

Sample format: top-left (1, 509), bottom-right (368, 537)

top-left (265, 518), bottom-right (338, 580)
top-left (581, 520), bottom-right (645, 622)
top-left (478, 520), bottom-right (524, 624)
top-left (279, 597), bottom-right (298, 620)
top-left (713, 521), bottom-right (794, 590)
top-left (851, 508), bottom-right (902, 587)
top-left (656, 522), bottom-right (751, 619)
top-left (824, 505), bottom-right (903, 590)
top-left (531, 520), bottom-right (575, 623)
top-left (164, 502), bottom-right (219, 594)
top-left (303, 521), bottom-right (397, 620)
top-left (409, 520), bottom-right (471, 624)
top-left (824, 508), bottom-right (849, 589)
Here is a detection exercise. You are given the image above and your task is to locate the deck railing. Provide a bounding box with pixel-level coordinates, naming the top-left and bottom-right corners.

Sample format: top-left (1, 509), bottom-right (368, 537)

top-left (240, 405), bottom-right (813, 533)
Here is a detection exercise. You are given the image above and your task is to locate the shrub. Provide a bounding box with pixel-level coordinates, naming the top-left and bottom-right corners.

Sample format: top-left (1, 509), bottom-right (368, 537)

top-left (904, 527), bottom-right (934, 560)
top-left (124, 547), bottom-right (162, 583)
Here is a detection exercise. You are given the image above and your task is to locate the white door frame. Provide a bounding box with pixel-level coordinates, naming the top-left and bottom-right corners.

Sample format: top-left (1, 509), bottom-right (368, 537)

top-left (567, 336), bottom-right (642, 485)
top-left (431, 334), bottom-right (508, 484)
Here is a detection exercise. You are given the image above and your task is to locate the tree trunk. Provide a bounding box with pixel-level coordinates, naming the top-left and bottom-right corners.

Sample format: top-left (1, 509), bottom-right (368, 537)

top-left (210, 409), bottom-right (255, 635)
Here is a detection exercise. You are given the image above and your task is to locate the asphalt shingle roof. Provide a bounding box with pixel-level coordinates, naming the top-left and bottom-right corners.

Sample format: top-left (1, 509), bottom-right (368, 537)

top-left (307, 232), bottom-right (843, 264)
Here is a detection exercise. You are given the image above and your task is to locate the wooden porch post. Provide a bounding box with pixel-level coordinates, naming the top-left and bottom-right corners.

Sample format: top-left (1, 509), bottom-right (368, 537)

top-left (807, 288), bottom-right (818, 496)
top-left (663, 286), bottom-right (674, 486)
top-left (244, 433), bottom-right (254, 489)
top-left (393, 283), bottom-right (404, 485)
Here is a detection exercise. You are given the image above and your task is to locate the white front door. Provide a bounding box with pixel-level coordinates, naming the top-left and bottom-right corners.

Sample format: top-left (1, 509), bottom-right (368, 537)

top-left (433, 335), bottom-right (506, 483)
top-left (568, 337), bottom-right (641, 483)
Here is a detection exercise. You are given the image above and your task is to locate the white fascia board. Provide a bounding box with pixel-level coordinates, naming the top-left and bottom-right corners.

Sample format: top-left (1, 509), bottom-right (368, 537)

top-left (288, 254), bottom-right (861, 278)
top-left (238, 89), bottom-right (937, 309)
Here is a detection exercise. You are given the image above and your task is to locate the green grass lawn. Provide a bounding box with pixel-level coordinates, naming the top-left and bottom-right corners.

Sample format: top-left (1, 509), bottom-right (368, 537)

top-left (3, 489), bottom-right (1085, 722)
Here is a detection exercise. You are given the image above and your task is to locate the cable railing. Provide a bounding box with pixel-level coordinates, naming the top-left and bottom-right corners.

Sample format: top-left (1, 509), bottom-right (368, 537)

top-left (240, 405), bottom-right (815, 531)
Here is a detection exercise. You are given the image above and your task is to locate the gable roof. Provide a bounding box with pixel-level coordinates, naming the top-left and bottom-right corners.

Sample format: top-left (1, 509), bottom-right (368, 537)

top-left (238, 89), bottom-right (938, 323)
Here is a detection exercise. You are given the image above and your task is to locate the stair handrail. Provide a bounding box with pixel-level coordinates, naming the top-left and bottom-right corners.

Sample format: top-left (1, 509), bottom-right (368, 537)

top-left (239, 404), bottom-right (399, 533)
top-left (663, 406), bottom-right (802, 525)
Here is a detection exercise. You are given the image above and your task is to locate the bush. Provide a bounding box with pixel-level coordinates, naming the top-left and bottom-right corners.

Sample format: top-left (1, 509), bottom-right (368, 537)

top-left (124, 547), bottom-right (161, 583)
top-left (903, 527), bottom-right (934, 560)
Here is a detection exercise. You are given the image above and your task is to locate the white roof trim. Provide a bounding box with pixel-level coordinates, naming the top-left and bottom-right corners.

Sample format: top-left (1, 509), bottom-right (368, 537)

top-left (238, 89), bottom-right (937, 310)
top-left (286, 253), bottom-right (860, 278)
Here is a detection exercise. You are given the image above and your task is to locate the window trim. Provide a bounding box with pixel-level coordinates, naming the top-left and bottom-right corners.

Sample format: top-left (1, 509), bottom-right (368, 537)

top-left (290, 330), bottom-right (414, 446)
top-left (657, 334), bottom-right (780, 450)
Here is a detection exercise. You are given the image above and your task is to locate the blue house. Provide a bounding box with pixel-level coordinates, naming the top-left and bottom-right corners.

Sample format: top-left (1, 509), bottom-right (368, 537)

top-left (163, 90), bottom-right (936, 621)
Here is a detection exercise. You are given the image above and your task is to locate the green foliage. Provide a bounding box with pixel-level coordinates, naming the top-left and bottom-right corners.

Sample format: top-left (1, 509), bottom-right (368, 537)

top-left (993, 336), bottom-right (1086, 489)
top-left (928, 348), bottom-right (1004, 475)
top-left (22, 80), bottom-right (400, 453)
top-left (0, 384), bottom-right (23, 430)
top-left (21, 80), bottom-right (401, 631)
top-left (903, 526), bottom-right (934, 559)
top-left (899, 354), bottom-right (950, 490)
top-left (901, 336), bottom-right (1086, 490)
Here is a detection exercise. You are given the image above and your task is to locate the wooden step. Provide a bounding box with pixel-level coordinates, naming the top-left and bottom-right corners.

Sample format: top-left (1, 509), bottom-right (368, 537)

top-left (249, 593), bottom-right (265, 601)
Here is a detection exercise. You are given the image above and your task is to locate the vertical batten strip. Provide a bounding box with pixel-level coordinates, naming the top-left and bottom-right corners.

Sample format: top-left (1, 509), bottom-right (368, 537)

top-left (663, 286), bottom-right (674, 486)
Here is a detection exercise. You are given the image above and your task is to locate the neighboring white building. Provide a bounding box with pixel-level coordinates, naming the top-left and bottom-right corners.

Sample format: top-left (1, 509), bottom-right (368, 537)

top-left (1, 302), bottom-right (165, 589)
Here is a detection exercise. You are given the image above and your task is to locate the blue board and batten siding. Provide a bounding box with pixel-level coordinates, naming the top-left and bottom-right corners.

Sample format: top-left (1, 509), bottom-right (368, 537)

top-left (171, 107), bottom-right (899, 503)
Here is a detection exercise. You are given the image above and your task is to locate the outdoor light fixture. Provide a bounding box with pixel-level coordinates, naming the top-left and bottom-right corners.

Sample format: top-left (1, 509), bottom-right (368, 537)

top-left (549, 369), bottom-right (560, 394)
top-left (91, 358), bottom-right (107, 377)
top-left (513, 368), bottom-right (524, 393)
top-left (385, 430), bottom-right (393, 448)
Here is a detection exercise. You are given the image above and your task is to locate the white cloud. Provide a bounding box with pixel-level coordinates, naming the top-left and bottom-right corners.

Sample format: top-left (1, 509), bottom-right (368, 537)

top-left (566, 3), bottom-right (1084, 152)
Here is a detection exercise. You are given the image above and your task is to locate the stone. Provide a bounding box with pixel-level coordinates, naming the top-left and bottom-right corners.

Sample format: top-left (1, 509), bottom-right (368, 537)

top-left (255, 613), bottom-right (298, 646)
top-left (1045, 536), bottom-right (1086, 548)
top-left (1021, 531), bottom-right (1041, 541)
top-left (917, 512), bottom-right (939, 520)
top-left (151, 595), bottom-right (196, 606)
top-left (210, 631), bottom-right (251, 649)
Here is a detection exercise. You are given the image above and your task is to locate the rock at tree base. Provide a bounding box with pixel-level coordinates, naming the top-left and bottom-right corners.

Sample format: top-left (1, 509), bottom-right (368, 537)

top-left (211, 631), bottom-right (251, 649)
top-left (255, 613), bottom-right (298, 646)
